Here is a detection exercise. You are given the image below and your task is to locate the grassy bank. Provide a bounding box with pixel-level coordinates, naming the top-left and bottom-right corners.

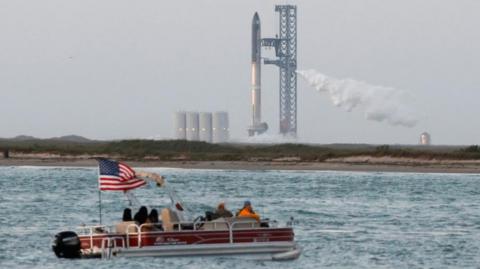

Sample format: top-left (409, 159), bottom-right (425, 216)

top-left (1, 139), bottom-right (480, 162)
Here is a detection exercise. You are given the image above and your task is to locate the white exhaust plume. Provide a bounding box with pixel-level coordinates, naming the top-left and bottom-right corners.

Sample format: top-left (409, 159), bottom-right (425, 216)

top-left (297, 69), bottom-right (418, 127)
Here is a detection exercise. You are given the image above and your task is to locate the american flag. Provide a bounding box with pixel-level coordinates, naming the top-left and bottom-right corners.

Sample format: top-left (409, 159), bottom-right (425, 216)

top-left (97, 158), bottom-right (146, 191)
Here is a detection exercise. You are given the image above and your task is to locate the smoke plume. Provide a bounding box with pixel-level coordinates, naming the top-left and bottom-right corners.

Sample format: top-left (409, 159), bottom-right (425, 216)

top-left (297, 69), bottom-right (418, 127)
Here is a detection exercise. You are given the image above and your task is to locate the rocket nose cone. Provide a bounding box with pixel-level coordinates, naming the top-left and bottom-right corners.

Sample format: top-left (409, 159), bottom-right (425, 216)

top-left (253, 12), bottom-right (260, 24)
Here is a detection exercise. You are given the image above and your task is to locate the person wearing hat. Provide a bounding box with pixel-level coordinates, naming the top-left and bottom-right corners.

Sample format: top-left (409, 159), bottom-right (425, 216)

top-left (214, 202), bottom-right (233, 219)
top-left (236, 200), bottom-right (260, 222)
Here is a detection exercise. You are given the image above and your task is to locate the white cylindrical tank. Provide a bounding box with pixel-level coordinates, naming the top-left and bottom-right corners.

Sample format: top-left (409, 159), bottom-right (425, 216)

top-left (186, 112), bottom-right (199, 141)
top-left (212, 112), bottom-right (229, 143)
top-left (174, 111), bottom-right (187, 140)
top-left (199, 112), bottom-right (213, 143)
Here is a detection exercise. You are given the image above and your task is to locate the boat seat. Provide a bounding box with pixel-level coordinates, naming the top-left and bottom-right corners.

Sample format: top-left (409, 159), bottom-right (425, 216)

top-left (115, 221), bottom-right (137, 234)
top-left (230, 217), bottom-right (260, 229)
top-left (200, 217), bottom-right (230, 231)
top-left (161, 208), bottom-right (179, 232)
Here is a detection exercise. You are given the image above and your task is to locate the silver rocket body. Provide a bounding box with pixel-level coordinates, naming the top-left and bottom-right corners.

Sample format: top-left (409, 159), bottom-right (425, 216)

top-left (248, 12), bottom-right (268, 136)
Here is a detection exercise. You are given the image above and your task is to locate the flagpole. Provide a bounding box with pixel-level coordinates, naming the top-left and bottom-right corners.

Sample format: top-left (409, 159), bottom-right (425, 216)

top-left (98, 189), bottom-right (102, 225)
top-left (97, 162), bottom-right (102, 225)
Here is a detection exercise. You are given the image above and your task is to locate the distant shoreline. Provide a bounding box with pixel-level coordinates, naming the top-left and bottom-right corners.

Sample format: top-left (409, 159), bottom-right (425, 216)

top-left (1, 158), bottom-right (480, 174)
top-left (2, 139), bottom-right (480, 174)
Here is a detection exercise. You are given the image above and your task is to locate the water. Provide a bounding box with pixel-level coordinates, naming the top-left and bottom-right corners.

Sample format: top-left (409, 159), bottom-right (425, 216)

top-left (1, 167), bottom-right (480, 268)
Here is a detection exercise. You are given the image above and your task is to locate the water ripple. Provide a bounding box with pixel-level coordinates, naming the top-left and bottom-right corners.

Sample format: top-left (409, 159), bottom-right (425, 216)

top-left (0, 167), bottom-right (479, 268)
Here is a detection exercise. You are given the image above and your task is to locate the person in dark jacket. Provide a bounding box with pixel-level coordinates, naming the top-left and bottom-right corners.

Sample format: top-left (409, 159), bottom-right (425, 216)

top-left (142, 208), bottom-right (162, 231)
top-left (115, 208), bottom-right (135, 234)
top-left (214, 202), bottom-right (233, 219)
top-left (148, 209), bottom-right (159, 223)
top-left (134, 206), bottom-right (148, 225)
top-left (122, 208), bottom-right (133, 221)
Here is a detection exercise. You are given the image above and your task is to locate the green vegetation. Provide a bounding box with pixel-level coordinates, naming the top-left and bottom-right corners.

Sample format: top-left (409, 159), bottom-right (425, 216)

top-left (0, 138), bottom-right (480, 161)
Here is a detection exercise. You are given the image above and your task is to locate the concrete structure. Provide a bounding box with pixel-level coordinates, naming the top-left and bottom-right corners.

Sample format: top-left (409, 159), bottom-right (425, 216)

top-left (247, 13), bottom-right (268, 136)
top-left (419, 132), bottom-right (431, 145)
top-left (213, 112), bottom-right (229, 143)
top-left (186, 112), bottom-right (199, 141)
top-left (199, 112), bottom-right (213, 143)
top-left (174, 111), bottom-right (187, 140)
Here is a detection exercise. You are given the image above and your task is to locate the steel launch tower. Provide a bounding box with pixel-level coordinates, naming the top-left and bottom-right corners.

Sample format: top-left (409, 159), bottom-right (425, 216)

top-left (248, 5), bottom-right (297, 137)
top-left (263, 5), bottom-right (297, 137)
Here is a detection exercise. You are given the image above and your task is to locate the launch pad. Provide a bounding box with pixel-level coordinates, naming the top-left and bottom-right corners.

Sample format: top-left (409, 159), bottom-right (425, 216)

top-left (248, 5), bottom-right (297, 137)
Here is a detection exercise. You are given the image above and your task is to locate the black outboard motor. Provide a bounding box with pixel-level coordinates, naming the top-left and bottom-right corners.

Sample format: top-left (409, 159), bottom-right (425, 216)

top-left (52, 231), bottom-right (81, 258)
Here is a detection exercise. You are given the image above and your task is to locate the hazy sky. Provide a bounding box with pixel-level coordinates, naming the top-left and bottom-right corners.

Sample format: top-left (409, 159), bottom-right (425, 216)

top-left (1, 0), bottom-right (479, 145)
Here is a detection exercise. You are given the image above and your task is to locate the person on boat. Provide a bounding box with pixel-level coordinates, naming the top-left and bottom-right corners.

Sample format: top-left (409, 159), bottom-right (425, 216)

top-left (115, 208), bottom-right (136, 234)
top-left (122, 208), bottom-right (133, 221)
top-left (134, 206), bottom-right (148, 225)
top-left (213, 202), bottom-right (233, 219)
top-left (143, 208), bottom-right (162, 231)
top-left (236, 200), bottom-right (260, 222)
top-left (148, 209), bottom-right (160, 223)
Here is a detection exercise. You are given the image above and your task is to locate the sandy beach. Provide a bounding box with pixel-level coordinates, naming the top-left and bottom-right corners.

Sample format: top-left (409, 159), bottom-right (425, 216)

top-left (1, 156), bottom-right (480, 174)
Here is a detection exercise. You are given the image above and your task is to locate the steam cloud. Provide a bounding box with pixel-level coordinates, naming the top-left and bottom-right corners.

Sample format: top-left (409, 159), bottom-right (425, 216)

top-left (297, 69), bottom-right (418, 127)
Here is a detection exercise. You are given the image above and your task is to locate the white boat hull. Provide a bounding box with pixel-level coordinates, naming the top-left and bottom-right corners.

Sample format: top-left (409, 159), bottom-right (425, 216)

top-left (113, 241), bottom-right (301, 260)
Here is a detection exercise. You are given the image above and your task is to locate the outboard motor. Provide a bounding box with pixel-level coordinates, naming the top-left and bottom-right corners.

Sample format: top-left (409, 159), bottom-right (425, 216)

top-left (52, 231), bottom-right (81, 258)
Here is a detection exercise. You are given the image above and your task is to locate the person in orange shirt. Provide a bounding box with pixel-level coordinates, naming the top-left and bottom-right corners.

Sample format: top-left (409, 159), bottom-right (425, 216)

top-left (236, 200), bottom-right (260, 222)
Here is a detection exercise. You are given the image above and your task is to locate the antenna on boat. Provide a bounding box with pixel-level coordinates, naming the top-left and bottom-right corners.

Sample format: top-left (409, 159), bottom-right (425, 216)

top-left (124, 190), bottom-right (140, 206)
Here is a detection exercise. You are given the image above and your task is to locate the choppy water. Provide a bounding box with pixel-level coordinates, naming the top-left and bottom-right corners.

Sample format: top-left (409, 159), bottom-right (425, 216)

top-left (1, 167), bottom-right (480, 268)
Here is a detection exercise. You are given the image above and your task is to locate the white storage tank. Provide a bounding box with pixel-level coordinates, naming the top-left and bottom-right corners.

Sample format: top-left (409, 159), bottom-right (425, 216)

top-left (199, 112), bottom-right (213, 143)
top-left (212, 111), bottom-right (229, 143)
top-left (186, 112), bottom-right (200, 141)
top-left (174, 111), bottom-right (187, 140)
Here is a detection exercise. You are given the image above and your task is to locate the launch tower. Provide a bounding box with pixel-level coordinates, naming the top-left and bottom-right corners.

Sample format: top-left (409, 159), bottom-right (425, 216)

top-left (263, 5), bottom-right (297, 137)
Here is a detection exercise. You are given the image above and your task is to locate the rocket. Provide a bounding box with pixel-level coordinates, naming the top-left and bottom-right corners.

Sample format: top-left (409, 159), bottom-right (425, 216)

top-left (248, 12), bottom-right (268, 136)
top-left (251, 12), bottom-right (261, 127)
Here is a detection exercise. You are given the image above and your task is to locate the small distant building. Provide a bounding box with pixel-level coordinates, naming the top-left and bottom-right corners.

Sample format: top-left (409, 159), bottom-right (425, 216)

top-left (419, 132), bottom-right (431, 145)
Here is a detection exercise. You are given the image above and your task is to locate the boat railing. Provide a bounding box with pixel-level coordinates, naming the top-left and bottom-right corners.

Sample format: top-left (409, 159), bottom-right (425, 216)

top-left (124, 222), bottom-right (166, 247)
top-left (192, 219), bottom-right (228, 231)
top-left (174, 220), bottom-right (206, 231)
top-left (125, 223), bottom-right (141, 248)
top-left (168, 218), bottom-right (276, 230)
top-left (77, 225), bottom-right (115, 252)
top-left (100, 236), bottom-right (125, 259)
top-left (77, 225), bottom-right (113, 235)
top-left (172, 218), bottom-right (277, 243)
top-left (125, 219), bottom-right (277, 247)
top-left (78, 218), bottom-right (280, 250)
top-left (228, 220), bottom-right (272, 243)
